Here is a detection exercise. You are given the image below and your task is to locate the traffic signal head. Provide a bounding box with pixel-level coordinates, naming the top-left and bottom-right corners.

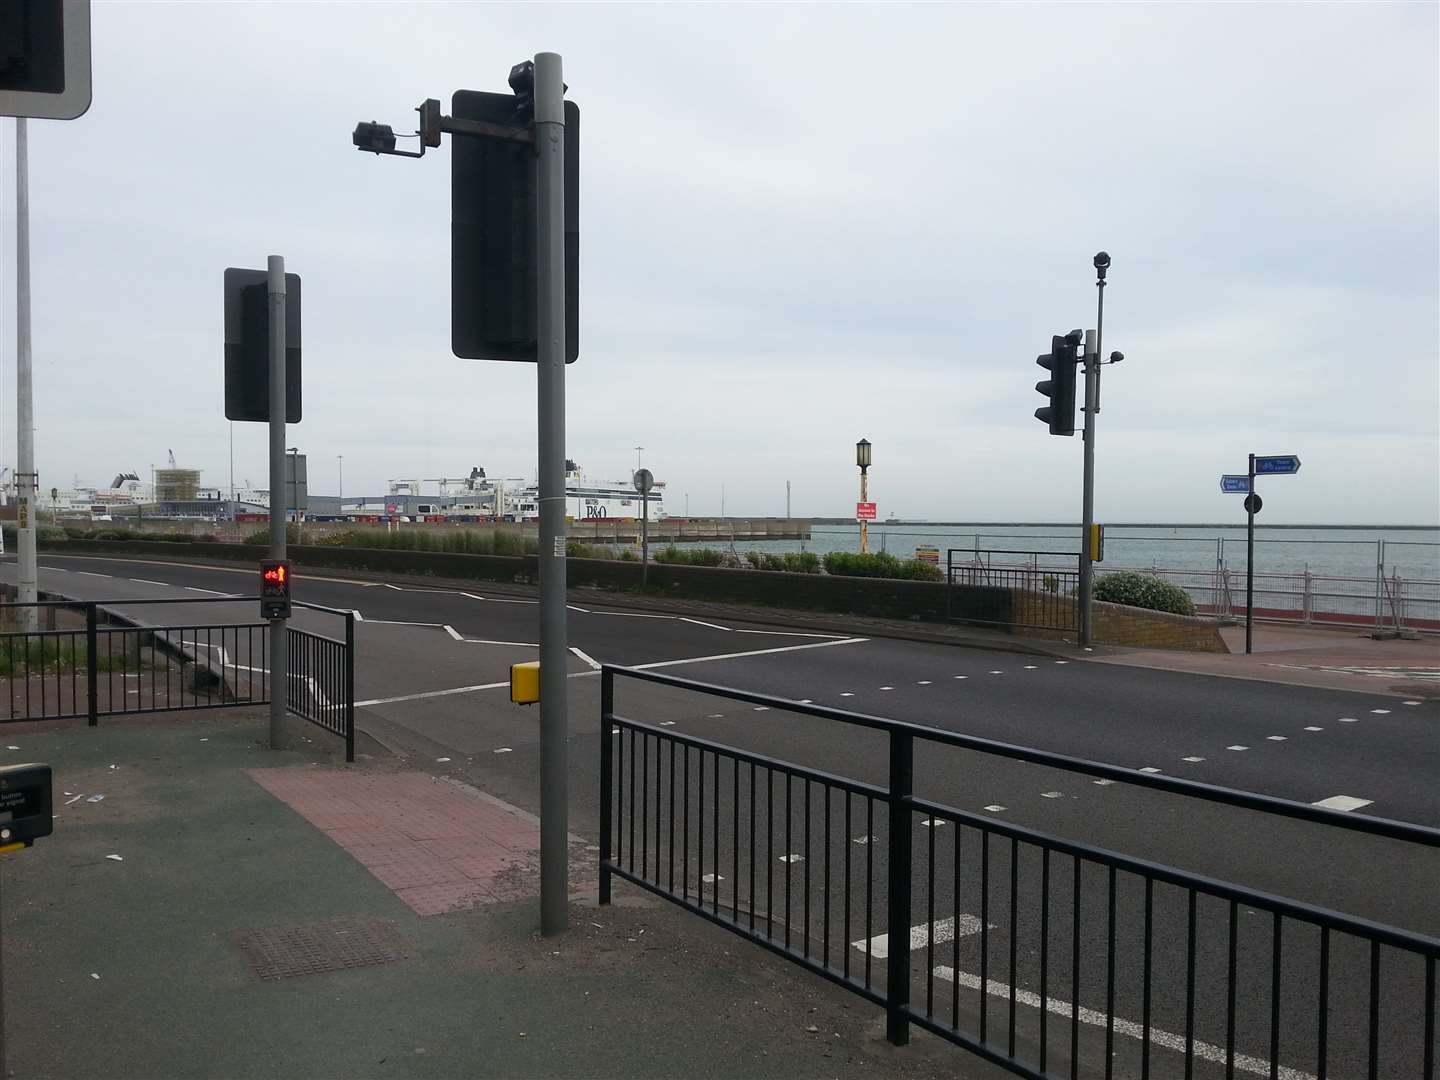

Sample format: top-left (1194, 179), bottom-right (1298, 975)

top-left (260, 560), bottom-right (292, 619)
top-left (0, 0), bottom-right (91, 121)
top-left (223, 268), bottom-right (302, 423)
top-left (1034, 331), bottom-right (1081, 435)
top-left (352, 121), bottom-right (397, 154)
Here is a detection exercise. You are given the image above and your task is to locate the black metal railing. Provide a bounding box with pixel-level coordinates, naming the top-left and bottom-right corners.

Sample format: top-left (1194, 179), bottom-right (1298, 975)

top-left (599, 665), bottom-right (1440, 1080)
top-left (1, 598), bottom-right (354, 760)
top-left (947, 550), bottom-right (1081, 633)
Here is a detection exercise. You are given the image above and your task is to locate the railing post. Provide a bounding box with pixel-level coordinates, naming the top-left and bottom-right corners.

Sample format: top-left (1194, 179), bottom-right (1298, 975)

top-left (599, 666), bottom-right (614, 906)
top-left (344, 611), bottom-right (356, 763)
top-left (1302, 570), bottom-right (1313, 625)
top-left (886, 728), bottom-right (913, 1046)
top-left (85, 603), bottom-right (98, 727)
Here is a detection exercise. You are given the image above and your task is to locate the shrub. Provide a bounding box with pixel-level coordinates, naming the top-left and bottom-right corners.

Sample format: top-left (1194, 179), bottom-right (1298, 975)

top-left (653, 546), bottom-right (726, 567)
top-left (1093, 570), bottom-right (1196, 616)
top-left (822, 551), bottom-right (942, 581)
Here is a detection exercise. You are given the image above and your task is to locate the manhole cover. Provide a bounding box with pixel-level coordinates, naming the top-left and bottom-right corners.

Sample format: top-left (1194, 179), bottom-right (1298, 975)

top-left (236, 916), bottom-right (410, 981)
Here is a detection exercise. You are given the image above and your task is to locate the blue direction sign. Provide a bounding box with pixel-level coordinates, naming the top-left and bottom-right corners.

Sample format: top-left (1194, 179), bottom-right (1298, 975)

top-left (1254, 455), bottom-right (1301, 475)
top-left (1220, 475), bottom-right (1251, 493)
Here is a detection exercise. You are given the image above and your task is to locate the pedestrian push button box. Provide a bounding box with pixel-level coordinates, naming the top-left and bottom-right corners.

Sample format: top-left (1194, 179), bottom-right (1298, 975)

top-left (0, 763), bottom-right (53, 854)
top-left (510, 662), bottom-right (540, 706)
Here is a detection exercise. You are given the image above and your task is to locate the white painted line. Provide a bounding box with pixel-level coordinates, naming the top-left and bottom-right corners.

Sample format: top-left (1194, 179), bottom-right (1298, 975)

top-left (983, 805), bottom-right (1006, 813)
top-left (1227, 745), bottom-right (1249, 751)
top-left (464, 639), bottom-right (541, 648)
top-left (1092, 779), bottom-right (1114, 787)
top-left (953, 675), bottom-right (968, 680)
top-left (1139, 767), bottom-right (1162, 774)
top-left (1041, 791), bottom-right (1064, 799)
top-left (354, 680), bottom-right (507, 707)
top-left (631, 637), bottom-right (868, 672)
top-left (493, 747), bottom-right (513, 754)
top-left (1304, 726), bottom-right (1323, 732)
top-left (796, 700), bottom-right (812, 705)
top-left (734, 628), bottom-right (849, 639)
top-left (1054, 660), bottom-right (1069, 665)
top-left (566, 605), bottom-right (590, 613)
top-left (1023, 665), bottom-right (1038, 670)
top-left (443, 625), bottom-right (463, 641)
top-left (1403, 700), bottom-right (1422, 706)
top-left (660, 721), bottom-right (677, 727)
top-left (680, 617), bottom-right (733, 632)
top-left (129, 579), bottom-right (167, 586)
top-left (1181, 756), bottom-right (1205, 763)
top-left (183, 586), bottom-right (229, 595)
top-left (919, 818), bottom-right (947, 826)
top-left (988, 670), bottom-right (1004, 675)
top-left (361, 583), bottom-right (404, 591)
top-left (880, 686), bottom-right (894, 691)
top-left (569, 646), bottom-right (602, 671)
top-left (351, 610), bottom-right (364, 622)
top-left (460, 592), bottom-right (487, 601)
top-left (1337, 717), bottom-right (1359, 723)
top-left (778, 854), bottom-right (804, 863)
top-left (753, 706), bottom-right (770, 712)
top-left (840, 692), bottom-right (855, 697)
top-left (590, 610), bottom-right (670, 619)
top-left (360, 619), bottom-right (443, 628)
top-left (1266, 735), bottom-right (1287, 741)
top-left (917, 680), bottom-right (932, 685)
top-left (1370, 709), bottom-right (1390, 715)
top-left (852, 915), bottom-right (984, 959)
top-left (851, 835), bottom-right (877, 845)
top-left (1312, 795), bottom-right (1373, 812)
top-left (707, 713), bottom-right (725, 718)
top-left (701, 873), bottom-right (724, 883)
top-left (76, 571), bottom-right (110, 578)
top-left (930, 966), bottom-right (1314, 1080)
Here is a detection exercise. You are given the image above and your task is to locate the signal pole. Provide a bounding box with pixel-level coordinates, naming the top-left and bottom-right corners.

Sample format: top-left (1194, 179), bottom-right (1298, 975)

top-left (14, 119), bottom-right (37, 632)
top-left (267, 256), bottom-right (288, 749)
top-left (1078, 254), bottom-right (1109, 647)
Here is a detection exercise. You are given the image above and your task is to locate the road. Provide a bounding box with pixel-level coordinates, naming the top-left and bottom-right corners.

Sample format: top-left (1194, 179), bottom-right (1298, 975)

top-left (7, 550), bottom-right (1438, 1079)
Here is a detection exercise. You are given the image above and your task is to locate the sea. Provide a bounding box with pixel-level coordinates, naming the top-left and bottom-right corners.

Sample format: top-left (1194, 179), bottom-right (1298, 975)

top-left (672, 523), bottom-right (1440, 581)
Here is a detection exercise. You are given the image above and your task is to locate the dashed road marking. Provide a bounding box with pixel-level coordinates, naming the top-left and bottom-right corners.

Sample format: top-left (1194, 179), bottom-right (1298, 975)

top-left (493, 747), bottom-right (513, 754)
top-left (1023, 665), bottom-right (1037, 670)
top-left (778, 854), bottom-right (804, 863)
top-left (1403, 700), bottom-right (1422, 706)
top-left (851, 835), bottom-right (877, 845)
top-left (1041, 791), bottom-right (1064, 799)
top-left (1181, 756), bottom-right (1205, 763)
top-left (983, 805), bottom-right (1006, 813)
top-left (840, 692), bottom-right (855, 697)
top-left (680, 617), bottom-right (733, 632)
top-left (1304, 726), bottom-right (1323, 732)
top-left (919, 818), bottom-right (947, 827)
top-left (701, 873), bottom-right (724, 883)
top-left (988, 670), bottom-right (1004, 675)
top-left (1312, 794), bottom-right (1373, 812)
top-left (1139, 767), bottom-right (1162, 774)
top-left (1337, 717), bottom-right (1359, 723)
top-left (1370, 709), bottom-right (1390, 715)
top-left (879, 686), bottom-right (894, 691)
top-left (953, 675), bottom-right (968, 680)
top-left (753, 706), bottom-right (770, 712)
top-left (76, 571), bottom-right (110, 578)
top-left (1227, 745), bottom-right (1249, 751)
top-left (916, 680), bottom-right (932, 685)
top-left (707, 713), bottom-right (725, 718)
top-left (1054, 661), bottom-right (1069, 665)
top-left (660, 721), bottom-right (677, 727)
top-left (852, 914), bottom-right (984, 959)
top-left (1266, 735), bottom-right (1287, 742)
top-left (130, 579), bottom-right (167, 586)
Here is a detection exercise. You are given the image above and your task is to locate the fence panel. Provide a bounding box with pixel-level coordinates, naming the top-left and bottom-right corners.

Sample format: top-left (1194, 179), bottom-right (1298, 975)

top-left (947, 550), bottom-right (1081, 633)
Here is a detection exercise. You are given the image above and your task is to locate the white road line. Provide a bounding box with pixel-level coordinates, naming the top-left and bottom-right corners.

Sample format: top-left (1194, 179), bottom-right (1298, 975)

top-left (1266, 735), bottom-right (1287, 741)
top-left (660, 721), bottom-right (677, 727)
top-left (988, 670), bottom-right (1003, 675)
top-left (493, 747), bottom-right (513, 754)
top-left (464, 639), bottom-right (541, 648)
top-left (1023, 665), bottom-right (1037, 670)
top-left (1054, 660), bottom-right (1069, 665)
top-left (566, 605), bottom-right (590, 613)
top-left (852, 915), bottom-right (984, 959)
top-left (707, 713), bottom-right (726, 718)
top-left (443, 625), bottom-right (463, 641)
top-left (1092, 779), bottom-right (1114, 786)
top-left (1312, 795), bottom-right (1373, 812)
top-left (880, 686), bottom-right (894, 691)
top-left (590, 610), bottom-right (670, 619)
top-left (1403, 700), bottom-right (1422, 706)
top-left (77, 571), bottom-right (110, 578)
top-left (917, 680), bottom-right (932, 685)
top-left (460, 592), bottom-right (486, 601)
top-left (361, 583), bottom-right (404, 590)
top-left (1370, 708), bottom-right (1390, 715)
top-left (953, 675), bottom-right (968, 680)
top-left (354, 680), bottom-right (510, 707)
top-left (680, 617), bottom-right (733, 632)
top-left (183, 586), bottom-right (230, 595)
top-left (129, 579), bottom-right (167, 586)
top-left (631, 637), bottom-right (868, 672)
top-left (919, 818), bottom-right (947, 826)
top-left (1041, 791), bottom-right (1064, 799)
top-left (778, 854), bottom-right (804, 863)
top-left (1227, 745), bottom-right (1249, 751)
top-left (753, 706), bottom-right (770, 712)
top-left (569, 646), bottom-right (602, 671)
top-left (1181, 756), bottom-right (1205, 763)
top-left (851, 835), bottom-right (877, 845)
top-left (983, 805), bottom-right (1006, 813)
top-left (351, 610), bottom-right (364, 622)
top-left (701, 873), bottom-right (724, 883)
top-left (840, 692), bottom-right (855, 697)
top-left (734, 628), bottom-right (849, 639)
top-left (1139, 767), bottom-right (1162, 774)
top-left (796, 700), bottom-right (812, 705)
top-left (930, 966), bottom-right (1314, 1080)
top-left (1303, 726), bottom-right (1322, 732)
top-left (1337, 717), bottom-right (1359, 723)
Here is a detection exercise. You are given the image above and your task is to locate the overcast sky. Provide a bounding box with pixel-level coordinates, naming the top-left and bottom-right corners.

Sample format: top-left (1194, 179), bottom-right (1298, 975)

top-left (2, 1), bottom-right (1436, 524)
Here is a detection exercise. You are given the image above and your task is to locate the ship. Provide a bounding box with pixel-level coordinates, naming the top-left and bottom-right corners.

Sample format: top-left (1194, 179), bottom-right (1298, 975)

top-left (384, 462), bottom-right (665, 522)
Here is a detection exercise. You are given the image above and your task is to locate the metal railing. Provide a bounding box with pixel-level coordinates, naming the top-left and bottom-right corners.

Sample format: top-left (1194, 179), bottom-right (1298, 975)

top-left (599, 666), bottom-right (1440, 1080)
top-left (946, 550), bottom-right (1081, 633)
top-left (0, 598), bottom-right (354, 759)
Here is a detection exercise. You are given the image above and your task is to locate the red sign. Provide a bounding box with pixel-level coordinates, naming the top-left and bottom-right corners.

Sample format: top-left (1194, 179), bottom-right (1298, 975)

top-left (856, 502), bottom-right (877, 520)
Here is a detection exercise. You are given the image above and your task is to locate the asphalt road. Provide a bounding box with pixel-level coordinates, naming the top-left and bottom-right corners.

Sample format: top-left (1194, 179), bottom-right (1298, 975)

top-left (8, 551), bottom-right (1437, 1079)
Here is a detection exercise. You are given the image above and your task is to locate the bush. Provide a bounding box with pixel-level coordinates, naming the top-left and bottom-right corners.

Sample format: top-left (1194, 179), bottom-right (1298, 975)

top-left (1093, 570), bottom-right (1196, 616)
top-left (743, 551), bottom-right (822, 574)
top-left (822, 551), bottom-right (943, 581)
top-left (653, 546), bottom-right (727, 567)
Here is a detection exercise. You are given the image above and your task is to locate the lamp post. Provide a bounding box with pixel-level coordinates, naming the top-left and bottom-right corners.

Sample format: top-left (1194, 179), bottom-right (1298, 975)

top-left (337, 454), bottom-right (343, 516)
top-left (856, 439), bottom-right (872, 554)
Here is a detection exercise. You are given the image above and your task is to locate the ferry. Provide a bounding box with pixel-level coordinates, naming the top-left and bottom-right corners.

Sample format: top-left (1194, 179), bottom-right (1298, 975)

top-left (509, 461), bottom-right (666, 522)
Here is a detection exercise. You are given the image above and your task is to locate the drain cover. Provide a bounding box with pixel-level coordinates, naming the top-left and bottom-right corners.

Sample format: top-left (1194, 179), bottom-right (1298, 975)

top-left (236, 916), bottom-right (409, 981)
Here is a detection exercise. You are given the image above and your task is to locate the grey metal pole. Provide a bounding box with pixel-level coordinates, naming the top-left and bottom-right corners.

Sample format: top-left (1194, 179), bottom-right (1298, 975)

top-left (1079, 279), bottom-right (1105, 647)
top-left (15, 119), bottom-right (38, 632)
top-left (534, 51), bottom-right (570, 936)
top-left (1245, 452), bottom-right (1256, 655)
top-left (267, 256), bottom-right (288, 748)
top-left (641, 490), bottom-right (649, 587)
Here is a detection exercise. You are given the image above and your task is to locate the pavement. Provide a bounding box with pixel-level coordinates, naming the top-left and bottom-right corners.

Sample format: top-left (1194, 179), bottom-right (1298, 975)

top-left (0, 708), bottom-right (983, 1080)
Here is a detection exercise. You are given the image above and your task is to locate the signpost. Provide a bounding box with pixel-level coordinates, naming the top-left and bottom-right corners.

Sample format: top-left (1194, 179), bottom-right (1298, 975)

top-left (634, 468), bottom-right (653, 586)
top-left (1224, 454), bottom-right (1300, 654)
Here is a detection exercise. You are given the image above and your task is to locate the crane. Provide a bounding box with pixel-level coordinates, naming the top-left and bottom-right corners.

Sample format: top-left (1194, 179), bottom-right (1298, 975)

top-left (168, 449), bottom-right (177, 468)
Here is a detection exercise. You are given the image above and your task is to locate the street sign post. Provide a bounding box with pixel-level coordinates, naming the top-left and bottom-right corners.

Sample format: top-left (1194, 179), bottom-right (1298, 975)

top-left (634, 468), bottom-right (653, 586)
top-left (1239, 452), bottom-right (1299, 654)
top-left (1220, 475), bottom-right (1251, 494)
top-left (1254, 455), bottom-right (1301, 475)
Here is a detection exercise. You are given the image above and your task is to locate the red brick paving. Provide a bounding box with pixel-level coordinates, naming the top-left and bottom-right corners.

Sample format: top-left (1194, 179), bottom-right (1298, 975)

top-left (248, 769), bottom-right (565, 916)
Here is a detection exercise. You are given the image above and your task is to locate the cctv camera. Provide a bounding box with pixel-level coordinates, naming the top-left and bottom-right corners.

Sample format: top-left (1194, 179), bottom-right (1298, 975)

top-left (1093, 252), bottom-right (1111, 270)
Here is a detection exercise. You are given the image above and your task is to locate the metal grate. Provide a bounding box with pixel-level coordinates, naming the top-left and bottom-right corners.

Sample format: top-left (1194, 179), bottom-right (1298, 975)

top-left (235, 916), bottom-right (409, 981)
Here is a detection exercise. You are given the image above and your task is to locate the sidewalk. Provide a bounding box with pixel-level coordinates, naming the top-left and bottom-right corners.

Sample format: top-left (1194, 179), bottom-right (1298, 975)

top-left (0, 709), bottom-right (986, 1080)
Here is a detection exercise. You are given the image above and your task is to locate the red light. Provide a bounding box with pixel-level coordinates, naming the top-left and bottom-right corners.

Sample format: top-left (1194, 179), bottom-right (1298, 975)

top-left (262, 565), bottom-right (287, 585)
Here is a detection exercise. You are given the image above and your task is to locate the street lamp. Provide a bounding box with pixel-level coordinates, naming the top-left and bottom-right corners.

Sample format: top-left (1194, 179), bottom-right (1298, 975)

top-left (337, 454), bottom-right (344, 516)
top-left (286, 447), bottom-right (299, 527)
top-left (856, 439), bottom-right (872, 555)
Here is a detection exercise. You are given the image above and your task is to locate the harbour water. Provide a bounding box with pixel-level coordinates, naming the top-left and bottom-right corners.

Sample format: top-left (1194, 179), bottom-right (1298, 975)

top-left (672, 523), bottom-right (1440, 581)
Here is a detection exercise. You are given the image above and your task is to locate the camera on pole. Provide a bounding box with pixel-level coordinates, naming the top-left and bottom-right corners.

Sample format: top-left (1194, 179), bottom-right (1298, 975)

top-left (1034, 330), bottom-right (1081, 435)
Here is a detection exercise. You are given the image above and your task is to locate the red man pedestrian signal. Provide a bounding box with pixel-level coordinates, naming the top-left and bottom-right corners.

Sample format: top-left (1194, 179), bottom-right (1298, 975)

top-left (260, 560), bottom-right (292, 619)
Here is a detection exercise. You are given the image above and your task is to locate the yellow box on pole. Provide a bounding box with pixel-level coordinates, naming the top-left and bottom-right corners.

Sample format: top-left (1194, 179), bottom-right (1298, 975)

top-left (510, 661), bottom-right (541, 705)
top-left (1090, 523), bottom-right (1105, 562)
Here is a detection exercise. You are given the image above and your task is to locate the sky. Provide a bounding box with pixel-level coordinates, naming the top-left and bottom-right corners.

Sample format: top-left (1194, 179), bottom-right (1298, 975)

top-left (1, 1), bottom-right (1437, 524)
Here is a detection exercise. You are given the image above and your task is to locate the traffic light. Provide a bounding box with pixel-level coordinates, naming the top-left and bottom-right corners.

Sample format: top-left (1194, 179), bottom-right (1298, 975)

top-left (450, 89), bottom-right (579, 363)
top-left (1034, 331), bottom-right (1081, 435)
top-left (223, 268), bottom-right (302, 423)
top-left (259, 560), bottom-right (292, 619)
top-left (0, 0), bottom-right (91, 121)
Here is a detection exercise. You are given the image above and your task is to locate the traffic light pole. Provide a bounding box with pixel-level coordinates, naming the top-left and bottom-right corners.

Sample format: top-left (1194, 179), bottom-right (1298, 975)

top-left (267, 255), bottom-right (288, 749)
top-left (1078, 276), bottom-right (1105, 647)
top-left (14, 119), bottom-right (38, 633)
top-left (1245, 452), bottom-right (1256, 656)
top-left (534, 52), bottom-right (570, 936)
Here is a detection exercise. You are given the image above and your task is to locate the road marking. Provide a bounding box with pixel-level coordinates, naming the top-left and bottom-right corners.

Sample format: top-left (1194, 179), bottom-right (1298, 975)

top-left (852, 915), bottom-right (984, 959)
top-left (493, 747), bottom-right (513, 754)
top-left (631, 637), bottom-right (868, 672)
top-left (1054, 661), bottom-right (1069, 665)
top-left (569, 646), bottom-right (602, 670)
top-left (183, 586), bottom-right (230, 595)
top-left (1304, 726), bottom-right (1322, 732)
top-left (1092, 779), bottom-right (1114, 786)
top-left (953, 675), bottom-right (968, 680)
top-left (1266, 735), bottom-right (1287, 741)
top-left (840, 692), bottom-right (855, 697)
top-left (701, 873), bottom-right (724, 883)
top-left (77, 571), bottom-right (110, 578)
top-left (362, 583), bottom-right (404, 590)
top-left (796, 700), bottom-right (812, 705)
top-left (443, 625), bottom-right (463, 641)
top-left (916, 680), bottom-right (932, 685)
top-left (356, 676), bottom-right (594, 708)
top-left (988, 670), bottom-right (1003, 675)
top-left (879, 686), bottom-right (894, 691)
top-left (566, 605), bottom-right (590, 613)
top-left (351, 610), bottom-right (364, 622)
top-left (919, 818), bottom-right (947, 826)
top-left (660, 721), bottom-right (677, 727)
top-left (1041, 791), bottom-right (1064, 799)
top-left (707, 713), bottom-right (726, 718)
top-left (129, 578), bottom-right (167, 586)
top-left (1403, 700), bottom-right (1422, 706)
top-left (1312, 795), bottom-right (1373, 812)
top-left (983, 805), bottom-right (1006, 813)
top-left (929, 966), bottom-right (1314, 1080)
top-left (734, 628), bottom-right (850, 639)
top-left (1227, 745), bottom-right (1249, 751)
top-left (1337, 717), bottom-right (1359, 723)
top-left (1181, 756), bottom-right (1205, 763)
top-left (1139, 767), bottom-right (1162, 774)
top-left (1023, 665), bottom-right (1037, 669)
top-left (680, 617), bottom-right (733, 632)
top-left (778, 854), bottom-right (804, 863)
top-left (460, 592), bottom-right (486, 601)
top-left (1370, 708), bottom-right (1390, 715)
top-left (753, 706), bottom-right (770, 712)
